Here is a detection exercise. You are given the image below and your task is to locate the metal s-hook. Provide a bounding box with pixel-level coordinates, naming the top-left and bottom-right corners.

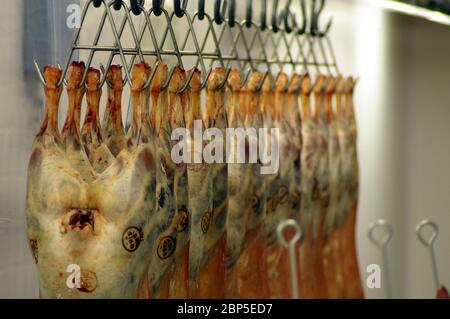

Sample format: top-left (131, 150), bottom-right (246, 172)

top-left (215, 0), bottom-right (227, 25)
top-left (228, 0), bottom-right (235, 28)
top-left (153, 0), bottom-right (163, 16)
top-left (277, 219), bottom-right (303, 299)
top-left (416, 220), bottom-right (440, 291)
top-left (260, 0), bottom-right (267, 31)
top-left (113, 0), bottom-right (122, 11)
top-left (174, 0), bottom-right (188, 18)
top-left (245, 0), bottom-right (252, 28)
top-left (198, 0), bottom-right (205, 20)
top-left (368, 219), bottom-right (393, 299)
top-left (130, 0), bottom-right (143, 15)
top-left (282, 0), bottom-right (293, 34)
top-left (297, 0), bottom-right (307, 35)
top-left (271, 0), bottom-right (279, 33)
top-left (311, 0), bottom-right (332, 37)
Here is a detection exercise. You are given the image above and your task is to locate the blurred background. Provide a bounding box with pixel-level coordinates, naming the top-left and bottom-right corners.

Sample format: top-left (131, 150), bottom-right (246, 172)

top-left (0, 0), bottom-right (449, 298)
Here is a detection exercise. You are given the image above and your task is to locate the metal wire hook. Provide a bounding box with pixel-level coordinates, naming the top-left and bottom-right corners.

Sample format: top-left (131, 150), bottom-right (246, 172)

top-left (56, 63), bottom-right (68, 87)
top-left (109, 1), bottom-right (146, 64)
top-left (277, 219), bottom-right (303, 299)
top-left (240, 67), bottom-right (252, 88)
top-left (217, 67), bottom-right (232, 90)
top-left (113, 1), bottom-right (162, 90)
top-left (104, 0), bottom-right (143, 86)
top-left (163, 5), bottom-right (207, 93)
top-left (282, 7), bottom-right (308, 74)
top-left (416, 219), bottom-right (440, 291)
top-left (199, 68), bottom-right (213, 90)
top-left (145, 61), bottom-right (161, 90)
top-left (368, 219), bottom-right (393, 299)
top-left (324, 36), bottom-right (340, 75)
top-left (187, 11), bottom-right (225, 89)
top-left (237, 20), bottom-right (269, 92)
top-left (160, 65), bottom-right (178, 91)
top-left (157, 7), bottom-right (184, 66)
top-left (34, 0), bottom-right (101, 87)
top-left (269, 72), bottom-right (283, 91)
top-left (255, 70), bottom-right (269, 92)
top-left (225, 17), bottom-right (254, 70)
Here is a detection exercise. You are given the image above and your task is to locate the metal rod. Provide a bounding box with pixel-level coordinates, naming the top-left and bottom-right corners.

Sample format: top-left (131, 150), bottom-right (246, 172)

top-left (368, 219), bottom-right (393, 299)
top-left (277, 219), bottom-right (303, 299)
top-left (416, 220), bottom-right (440, 291)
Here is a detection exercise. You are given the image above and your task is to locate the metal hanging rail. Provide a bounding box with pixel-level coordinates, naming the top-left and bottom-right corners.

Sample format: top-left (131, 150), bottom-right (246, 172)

top-left (33, 0), bottom-right (341, 93)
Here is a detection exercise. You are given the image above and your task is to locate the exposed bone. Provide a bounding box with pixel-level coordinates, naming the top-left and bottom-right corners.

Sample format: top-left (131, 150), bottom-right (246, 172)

top-left (102, 65), bottom-right (126, 157)
top-left (61, 61), bottom-right (96, 183)
top-left (81, 67), bottom-right (115, 173)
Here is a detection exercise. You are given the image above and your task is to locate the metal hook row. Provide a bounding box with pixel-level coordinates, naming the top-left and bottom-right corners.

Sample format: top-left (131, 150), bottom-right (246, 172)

top-left (211, 0), bottom-right (337, 92)
top-left (34, 0), bottom-right (339, 94)
top-left (369, 218), bottom-right (443, 298)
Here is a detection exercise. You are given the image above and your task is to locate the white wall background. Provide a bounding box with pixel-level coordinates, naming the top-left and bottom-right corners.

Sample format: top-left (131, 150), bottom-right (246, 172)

top-left (0, 0), bottom-right (449, 298)
top-left (328, 0), bottom-right (450, 298)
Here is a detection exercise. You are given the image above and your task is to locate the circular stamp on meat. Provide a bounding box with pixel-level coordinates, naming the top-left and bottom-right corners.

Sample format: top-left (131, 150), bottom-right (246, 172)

top-left (177, 207), bottom-right (190, 233)
top-left (201, 211), bottom-right (213, 234)
top-left (157, 236), bottom-right (176, 259)
top-left (122, 226), bottom-right (143, 252)
top-left (77, 270), bottom-right (98, 293)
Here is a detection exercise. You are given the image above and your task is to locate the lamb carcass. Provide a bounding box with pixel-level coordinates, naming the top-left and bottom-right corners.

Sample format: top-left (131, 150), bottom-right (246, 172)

top-left (337, 76), bottom-right (364, 298)
top-left (189, 67), bottom-right (228, 298)
top-left (27, 64), bottom-right (158, 298)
